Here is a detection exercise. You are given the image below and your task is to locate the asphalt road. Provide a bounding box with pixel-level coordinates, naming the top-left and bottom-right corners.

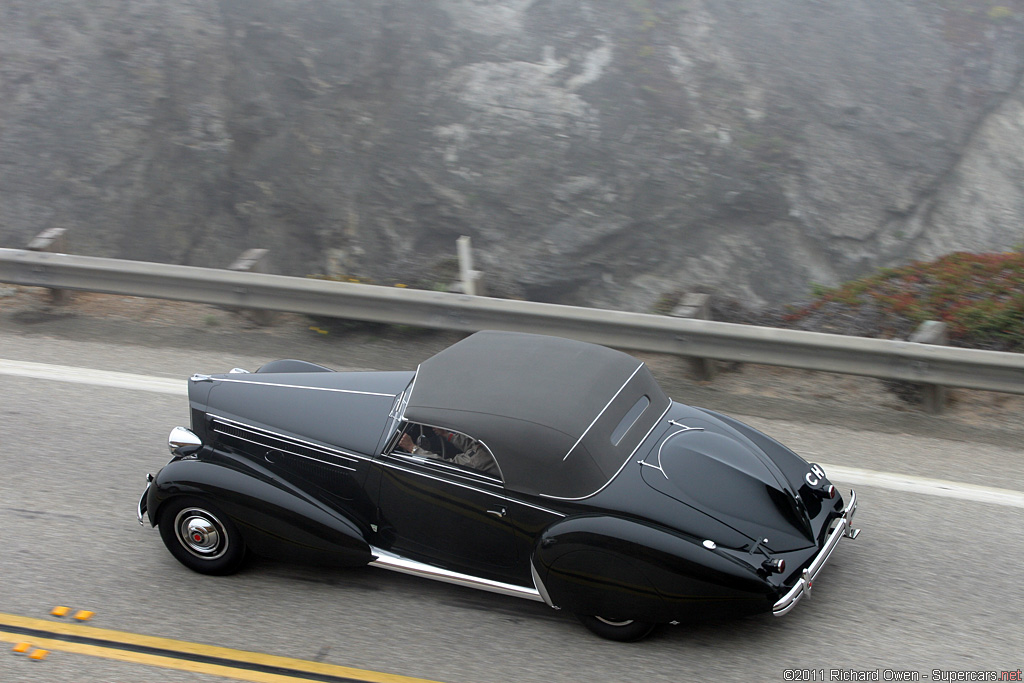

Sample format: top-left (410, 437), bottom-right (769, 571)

top-left (1, 327), bottom-right (1022, 683)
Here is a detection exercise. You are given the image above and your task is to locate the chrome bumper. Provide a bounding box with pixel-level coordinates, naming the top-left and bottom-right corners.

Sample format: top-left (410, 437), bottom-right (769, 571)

top-left (137, 474), bottom-right (153, 526)
top-left (773, 489), bottom-right (860, 617)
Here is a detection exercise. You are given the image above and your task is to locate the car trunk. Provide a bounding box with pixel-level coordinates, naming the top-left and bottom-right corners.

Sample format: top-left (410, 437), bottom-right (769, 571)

top-left (639, 417), bottom-right (816, 553)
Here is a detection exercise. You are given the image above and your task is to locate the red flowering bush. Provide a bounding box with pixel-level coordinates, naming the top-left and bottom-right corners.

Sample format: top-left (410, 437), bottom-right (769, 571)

top-left (784, 251), bottom-right (1024, 352)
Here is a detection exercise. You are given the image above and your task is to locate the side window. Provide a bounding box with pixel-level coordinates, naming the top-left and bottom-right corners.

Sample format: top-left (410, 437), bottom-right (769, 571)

top-left (610, 395), bottom-right (650, 446)
top-left (391, 423), bottom-right (501, 481)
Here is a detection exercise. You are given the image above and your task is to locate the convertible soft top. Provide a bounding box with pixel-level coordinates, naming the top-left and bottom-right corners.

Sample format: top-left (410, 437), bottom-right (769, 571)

top-left (404, 331), bottom-right (670, 498)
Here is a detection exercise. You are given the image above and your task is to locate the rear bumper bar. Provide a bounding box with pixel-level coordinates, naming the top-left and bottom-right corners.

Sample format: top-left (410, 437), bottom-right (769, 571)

top-left (773, 489), bottom-right (860, 616)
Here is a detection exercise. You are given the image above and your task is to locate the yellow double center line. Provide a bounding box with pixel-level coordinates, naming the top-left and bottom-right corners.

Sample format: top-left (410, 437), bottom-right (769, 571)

top-left (0, 612), bottom-right (441, 683)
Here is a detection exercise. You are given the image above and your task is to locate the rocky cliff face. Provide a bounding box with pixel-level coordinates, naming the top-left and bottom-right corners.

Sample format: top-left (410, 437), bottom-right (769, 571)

top-left (3, 0), bottom-right (1024, 309)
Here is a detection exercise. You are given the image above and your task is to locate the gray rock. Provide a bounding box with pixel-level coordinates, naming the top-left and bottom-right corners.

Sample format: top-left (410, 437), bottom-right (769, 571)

top-left (3, 0), bottom-right (1024, 311)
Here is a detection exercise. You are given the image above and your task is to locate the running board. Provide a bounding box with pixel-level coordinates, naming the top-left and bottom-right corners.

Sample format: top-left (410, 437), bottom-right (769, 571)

top-left (368, 546), bottom-right (544, 602)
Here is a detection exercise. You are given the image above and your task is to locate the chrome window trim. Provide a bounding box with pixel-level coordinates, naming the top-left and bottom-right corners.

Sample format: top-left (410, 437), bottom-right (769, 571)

top-left (400, 366), bottom-right (419, 420)
top-left (562, 363), bottom-right (644, 461)
top-left (611, 395), bottom-right (651, 446)
top-left (194, 376), bottom-right (397, 398)
top-left (376, 457), bottom-right (508, 498)
top-left (210, 415), bottom-right (367, 464)
top-left (382, 371), bottom-right (418, 449)
top-left (384, 449), bottom-right (502, 487)
top-left (540, 401), bottom-right (672, 501)
top-left (388, 390), bottom-right (406, 422)
top-left (389, 449), bottom-right (504, 486)
top-left (374, 458), bottom-right (565, 518)
top-left (386, 419), bottom-right (506, 484)
top-left (387, 373), bottom-right (415, 427)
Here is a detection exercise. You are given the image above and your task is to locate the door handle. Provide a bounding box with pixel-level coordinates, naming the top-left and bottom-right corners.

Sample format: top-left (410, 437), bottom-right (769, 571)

top-left (487, 507), bottom-right (507, 518)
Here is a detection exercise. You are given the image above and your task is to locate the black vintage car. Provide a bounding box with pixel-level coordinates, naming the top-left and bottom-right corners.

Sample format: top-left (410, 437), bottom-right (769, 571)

top-left (138, 331), bottom-right (859, 641)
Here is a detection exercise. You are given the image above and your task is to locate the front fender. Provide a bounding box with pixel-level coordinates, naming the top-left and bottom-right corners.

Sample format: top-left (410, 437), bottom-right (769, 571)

top-left (534, 515), bottom-right (774, 622)
top-left (147, 455), bottom-right (373, 567)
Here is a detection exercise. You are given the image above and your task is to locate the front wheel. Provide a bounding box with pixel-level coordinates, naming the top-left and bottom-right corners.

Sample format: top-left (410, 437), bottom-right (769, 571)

top-left (158, 497), bottom-right (247, 575)
top-left (576, 614), bottom-right (657, 642)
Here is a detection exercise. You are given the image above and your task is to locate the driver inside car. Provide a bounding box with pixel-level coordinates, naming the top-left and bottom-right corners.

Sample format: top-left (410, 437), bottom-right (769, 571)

top-left (398, 427), bottom-right (499, 477)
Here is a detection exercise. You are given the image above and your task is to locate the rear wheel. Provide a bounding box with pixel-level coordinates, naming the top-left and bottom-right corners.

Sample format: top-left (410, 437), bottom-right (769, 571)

top-left (158, 497), bottom-right (246, 575)
top-left (576, 614), bottom-right (657, 642)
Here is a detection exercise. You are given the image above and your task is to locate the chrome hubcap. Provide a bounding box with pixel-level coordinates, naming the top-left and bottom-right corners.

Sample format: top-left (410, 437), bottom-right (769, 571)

top-left (595, 617), bottom-right (634, 627)
top-left (174, 508), bottom-right (228, 560)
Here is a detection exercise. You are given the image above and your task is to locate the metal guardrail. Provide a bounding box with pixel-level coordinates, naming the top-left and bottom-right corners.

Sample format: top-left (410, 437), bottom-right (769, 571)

top-left (2, 247), bottom-right (1024, 396)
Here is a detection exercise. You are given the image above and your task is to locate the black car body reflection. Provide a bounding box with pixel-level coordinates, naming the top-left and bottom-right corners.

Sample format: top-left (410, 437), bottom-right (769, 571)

top-left (139, 331), bottom-right (859, 640)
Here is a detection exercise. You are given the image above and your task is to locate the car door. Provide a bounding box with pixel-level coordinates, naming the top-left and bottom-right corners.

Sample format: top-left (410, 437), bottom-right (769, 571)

top-left (374, 443), bottom-right (520, 584)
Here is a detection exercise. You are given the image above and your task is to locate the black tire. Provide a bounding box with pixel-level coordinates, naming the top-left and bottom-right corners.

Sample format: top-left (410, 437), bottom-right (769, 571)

top-left (157, 497), bottom-right (247, 576)
top-left (576, 615), bottom-right (657, 642)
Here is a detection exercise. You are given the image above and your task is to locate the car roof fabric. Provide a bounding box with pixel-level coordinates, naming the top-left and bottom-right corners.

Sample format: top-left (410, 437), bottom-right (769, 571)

top-left (404, 331), bottom-right (669, 498)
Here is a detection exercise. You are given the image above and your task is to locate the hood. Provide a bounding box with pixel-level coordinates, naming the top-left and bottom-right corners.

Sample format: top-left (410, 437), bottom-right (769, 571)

top-left (191, 369), bottom-right (415, 456)
top-left (639, 413), bottom-right (815, 552)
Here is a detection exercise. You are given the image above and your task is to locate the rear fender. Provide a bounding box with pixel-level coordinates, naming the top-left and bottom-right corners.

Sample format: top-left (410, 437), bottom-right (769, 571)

top-left (534, 516), bottom-right (773, 622)
top-left (147, 456), bottom-right (372, 567)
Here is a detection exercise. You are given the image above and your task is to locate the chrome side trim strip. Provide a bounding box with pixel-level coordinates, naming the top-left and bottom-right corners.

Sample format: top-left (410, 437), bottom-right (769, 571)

top-left (540, 402), bottom-right (672, 501)
top-left (373, 458), bottom-right (566, 518)
top-left (562, 363), bottom-right (644, 461)
top-left (195, 375), bottom-right (396, 398)
top-left (375, 457), bottom-right (506, 494)
top-left (638, 424), bottom-right (705, 480)
top-left (213, 427), bottom-right (359, 473)
top-left (369, 546), bottom-right (543, 602)
top-left (386, 449), bottom-right (502, 486)
top-left (210, 415), bottom-right (367, 463)
top-left (211, 415), bottom-right (565, 517)
top-left (773, 489), bottom-right (860, 616)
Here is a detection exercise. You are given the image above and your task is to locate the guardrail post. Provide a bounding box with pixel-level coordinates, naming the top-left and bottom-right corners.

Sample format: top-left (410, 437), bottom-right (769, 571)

top-left (27, 228), bottom-right (69, 304)
top-left (671, 293), bottom-right (717, 381)
top-left (228, 248), bottom-right (269, 274)
top-left (228, 249), bottom-right (272, 325)
top-left (455, 236), bottom-right (485, 296)
top-left (909, 321), bottom-right (948, 414)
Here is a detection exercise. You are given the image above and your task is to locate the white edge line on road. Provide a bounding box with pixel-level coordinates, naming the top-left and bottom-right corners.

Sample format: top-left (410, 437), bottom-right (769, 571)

top-left (4, 358), bottom-right (1024, 509)
top-left (820, 464), bottom-right (1024, 510)
top-left (0, 358), bottom-right (186, 395)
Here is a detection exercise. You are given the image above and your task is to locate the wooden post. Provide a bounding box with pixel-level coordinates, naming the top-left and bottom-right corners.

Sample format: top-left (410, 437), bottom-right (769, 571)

top-left (671, 293), bottom-right (717, 381)
top-left (909, 320), bottom-right (948, 414)
top-left (27, 228), bottom-right (69, 304)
